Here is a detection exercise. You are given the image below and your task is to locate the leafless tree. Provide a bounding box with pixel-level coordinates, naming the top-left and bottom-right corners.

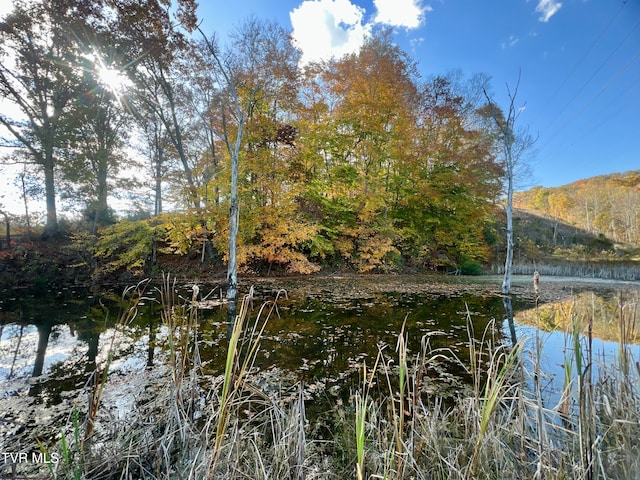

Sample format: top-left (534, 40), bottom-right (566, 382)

top-left (198, 18), bottom-right (300, 327)
top-left (484, 76), bottom-right (536, 294)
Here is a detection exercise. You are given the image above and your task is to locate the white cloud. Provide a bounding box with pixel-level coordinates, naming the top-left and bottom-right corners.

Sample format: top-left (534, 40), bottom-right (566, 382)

top-left (373, 0), bottom-right (430, 29)
top-left (290, 0), bottom-right (371, 66)
top-left (501, 35), bottom-right (519, 49)
top-left (410, 37), bottom-right (425, 49)
top-left (535, 0), bottom-right (562, 22)
top-left (289, 0), bottom-right (431, 66)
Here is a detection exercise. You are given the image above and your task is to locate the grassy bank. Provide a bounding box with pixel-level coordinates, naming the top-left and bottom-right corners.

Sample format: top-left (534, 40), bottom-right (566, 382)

top-left (33, 278), bottom-right (640, 479)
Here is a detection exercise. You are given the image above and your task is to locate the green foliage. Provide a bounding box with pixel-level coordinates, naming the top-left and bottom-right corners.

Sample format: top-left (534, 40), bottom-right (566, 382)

top-left (460, 257), bottom-right (484, 275)
top-left (81, 203), bottom-right (116, 228)
top-left (87, 212), bottom-right (222, 275)
top-left (161, 214), bottom-right (213, 256)
top-left (92, 219), bottom-right (159, 274)
top-left (589, 233), bottom-right (614, 252)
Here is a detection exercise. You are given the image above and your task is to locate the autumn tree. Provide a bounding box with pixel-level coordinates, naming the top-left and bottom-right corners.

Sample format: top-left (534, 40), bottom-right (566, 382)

top-left (296, 40), bottom-right (501, 273)
top-left (0, 0), bottom-right (104, 237)
top-left (112, 0), bottom-right (201, 211)
top-left (393, 73), bottom-right (501, 271)
top-left (297, 33), bottom-right (422, 271)
top-left (514, 171), bottom-right (640, 247)
top-left (231, 21), bottom-right (310, 274)
top-left (60, 53), bottom-right (134, 231)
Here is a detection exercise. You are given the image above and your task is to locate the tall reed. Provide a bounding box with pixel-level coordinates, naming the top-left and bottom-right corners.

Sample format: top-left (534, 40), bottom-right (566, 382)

top-left (43, 281), bottom-right (640, 479)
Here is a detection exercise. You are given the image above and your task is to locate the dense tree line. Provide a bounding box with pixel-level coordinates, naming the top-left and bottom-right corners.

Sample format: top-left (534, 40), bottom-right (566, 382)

top-left (1, 0), bottom-right (511, 274)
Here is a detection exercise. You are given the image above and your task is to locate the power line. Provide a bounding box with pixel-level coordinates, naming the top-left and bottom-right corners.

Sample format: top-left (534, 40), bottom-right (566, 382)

top-left (562, 51), bottom-right (640, 135)
top-left (550, 17), bottom-right (640, 130)
top-left (533, 0), bottom-right (629, 126)
top-left (539, 50), bottom-right (640, 152)
top-left (537, 12), bottom-right (639, 152)
top-left (581, 73), bottom-right (640, 138)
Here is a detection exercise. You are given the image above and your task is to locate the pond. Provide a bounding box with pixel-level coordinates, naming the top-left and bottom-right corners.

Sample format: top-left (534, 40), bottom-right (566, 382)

top-left (1, 274), bottom-right (639, 463)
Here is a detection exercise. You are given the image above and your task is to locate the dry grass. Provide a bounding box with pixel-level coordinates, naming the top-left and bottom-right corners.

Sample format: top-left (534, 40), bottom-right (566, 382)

top-left (47, 280), bottom-right (640, 479)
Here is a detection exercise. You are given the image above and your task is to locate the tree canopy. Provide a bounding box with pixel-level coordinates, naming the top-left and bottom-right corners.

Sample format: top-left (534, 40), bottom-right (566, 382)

top-left (1, 2), bottom-right (510, 274)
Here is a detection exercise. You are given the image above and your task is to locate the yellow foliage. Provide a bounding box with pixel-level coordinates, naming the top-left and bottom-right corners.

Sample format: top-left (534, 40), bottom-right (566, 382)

top-left (243, 205), bottom-right (321, 274)
top-left (162, 213), bottom-right (215, 255)
top-left (355, 225), bottom-right (399, 273)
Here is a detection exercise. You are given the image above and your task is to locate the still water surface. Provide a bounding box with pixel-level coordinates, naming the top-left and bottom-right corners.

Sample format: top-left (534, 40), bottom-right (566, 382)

top-left (1, 274), bottom-right (638, 433)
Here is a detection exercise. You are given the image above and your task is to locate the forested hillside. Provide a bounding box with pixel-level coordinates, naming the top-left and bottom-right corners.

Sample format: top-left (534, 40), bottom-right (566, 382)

top-left (513, 170), bottom-right (640, 247)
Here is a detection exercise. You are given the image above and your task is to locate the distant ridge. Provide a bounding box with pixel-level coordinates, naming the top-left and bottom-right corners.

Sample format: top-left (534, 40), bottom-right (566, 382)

top-left (513, 170), bottom-right (640, 248)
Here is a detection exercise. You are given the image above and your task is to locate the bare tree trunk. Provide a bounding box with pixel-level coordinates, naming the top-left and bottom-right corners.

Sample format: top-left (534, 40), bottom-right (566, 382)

top-left (503, 172), bottom-right (514, 294)
top-left (483, 76), bottom-right (535, 295)
top-left (225, 110), bottom-right (244, 328)
top-left (199, 28), bottom-right (246, 331)
top-left (42, 160), bottom-right (58, 238)
top-left (21, 173), bottom-right (31, 242)
top-left (503, 295), bottom-right (516, 346)
top-left (226, 155), bottom-right (239, 327)
top-left (154, 136), bottom-right (163, 216)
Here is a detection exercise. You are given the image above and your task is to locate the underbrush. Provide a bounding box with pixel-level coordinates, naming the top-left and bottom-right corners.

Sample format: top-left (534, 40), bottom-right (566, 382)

top-left (42, 277), bottom-right (640, 479)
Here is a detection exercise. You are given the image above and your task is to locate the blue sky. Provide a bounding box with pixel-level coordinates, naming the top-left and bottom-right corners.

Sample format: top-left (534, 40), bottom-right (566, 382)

top-left (198, 0), bottom-right (640, 189)
top-left (1, 0), bottom-right (637, 216)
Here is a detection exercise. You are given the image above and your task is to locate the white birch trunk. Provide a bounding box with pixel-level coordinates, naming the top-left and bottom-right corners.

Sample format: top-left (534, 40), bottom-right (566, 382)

top-left (503, 171), bottom-right (514, 294)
